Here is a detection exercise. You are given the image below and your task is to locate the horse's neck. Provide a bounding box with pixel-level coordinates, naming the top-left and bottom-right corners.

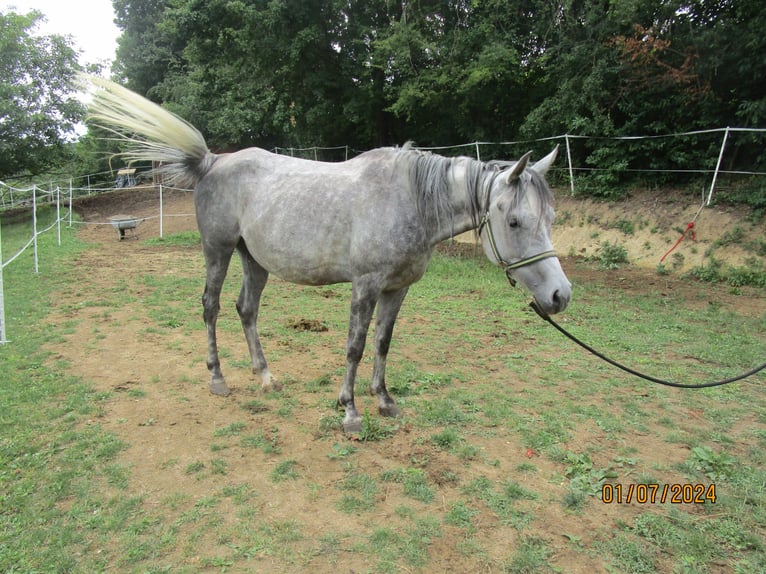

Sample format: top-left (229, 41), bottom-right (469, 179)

top-left (430, 158), bottom-right (486, 244)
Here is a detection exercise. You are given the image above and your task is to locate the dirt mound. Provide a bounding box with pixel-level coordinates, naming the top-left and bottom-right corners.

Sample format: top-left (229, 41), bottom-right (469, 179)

top-left (552, 189), bottom-right (763, 272)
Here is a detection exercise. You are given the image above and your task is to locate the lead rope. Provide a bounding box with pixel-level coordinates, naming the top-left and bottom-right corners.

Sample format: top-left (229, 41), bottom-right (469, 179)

top-left (660, 198), bottom-right (706, 263)
top-left (528, 300), bottom-right (766, 389)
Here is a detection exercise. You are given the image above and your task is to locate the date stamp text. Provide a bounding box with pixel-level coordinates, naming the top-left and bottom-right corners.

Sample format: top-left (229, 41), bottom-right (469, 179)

top-left (601, 483), bottom-right (716, 504)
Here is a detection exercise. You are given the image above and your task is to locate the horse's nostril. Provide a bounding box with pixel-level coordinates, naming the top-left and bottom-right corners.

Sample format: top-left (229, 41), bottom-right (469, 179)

top-left (552, 288), bottom-right (569, 312)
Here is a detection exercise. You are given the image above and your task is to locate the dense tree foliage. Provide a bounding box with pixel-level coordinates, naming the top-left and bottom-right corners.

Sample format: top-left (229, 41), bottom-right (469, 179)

top-left (111, 0), bottom-right (765, 177)
top-left (3, 1), bottom-right (760, 196)
top-left (3, 1), bottom-right (764, 186)
top-left (0, 10), bottom-right (84, 179)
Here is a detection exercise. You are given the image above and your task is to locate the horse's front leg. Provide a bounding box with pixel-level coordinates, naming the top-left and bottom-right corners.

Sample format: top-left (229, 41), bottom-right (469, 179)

top-left (338, 278), bottom-right (380, 434)
top-left (370, 287), bottom-right (409, 418)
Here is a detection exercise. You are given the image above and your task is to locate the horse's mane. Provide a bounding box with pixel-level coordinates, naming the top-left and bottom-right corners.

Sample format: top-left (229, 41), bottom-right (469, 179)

top-left (397, 145), bottom-right (553, 236)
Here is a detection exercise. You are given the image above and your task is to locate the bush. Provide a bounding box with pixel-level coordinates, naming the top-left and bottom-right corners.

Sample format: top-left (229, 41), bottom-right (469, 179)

top-left (688, 257), bottom-right (766, 287)
top-left (727, 260), bottom-right (766, 288)
top-left (590, 241), bottom-right (629, 269)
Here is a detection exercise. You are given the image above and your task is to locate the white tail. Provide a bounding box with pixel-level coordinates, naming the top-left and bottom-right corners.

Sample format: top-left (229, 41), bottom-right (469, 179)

top-left (82, 74), bottom-right (214, 187)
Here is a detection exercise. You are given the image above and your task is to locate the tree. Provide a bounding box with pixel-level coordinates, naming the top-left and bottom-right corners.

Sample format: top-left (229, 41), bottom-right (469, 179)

top-left (522, 0), bottom-right (765, 195)
top-left (112, 0), bottom-right (175, 96)
top-left (150, 0), bottom-right (374, 151)
top-left (109, 0), bottom-right (765, 190)
top-left (374, 0), bottom-right (542, 146)
top-left (0, 9), bottom-right (84, 179)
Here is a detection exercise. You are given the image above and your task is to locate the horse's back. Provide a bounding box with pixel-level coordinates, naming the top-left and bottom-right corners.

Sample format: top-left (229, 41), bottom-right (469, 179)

top-left (194, 146), bottom-right (430, 287)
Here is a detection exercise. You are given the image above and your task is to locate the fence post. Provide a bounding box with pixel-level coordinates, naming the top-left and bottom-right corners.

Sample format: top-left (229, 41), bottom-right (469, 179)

top-left (32, 185), bottom-right (39, 274)
top-left (706, 126), bottom-right (730, 206)
top-left (56, 186), bottom-right (61, 246)
top-left (564, 134), bottom-right (575, 195)
top-left (0, 214), bottom-right (6, 343)
top-left (68, 180), bottom-right (73, 227)
top-left (159, 183), bottom-right (164, 239)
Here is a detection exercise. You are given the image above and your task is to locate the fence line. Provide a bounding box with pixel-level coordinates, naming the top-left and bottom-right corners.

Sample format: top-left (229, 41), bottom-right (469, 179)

top-left (2, 126), bottom-right (765, 211)
top-left (0, 184), bottom-right (74, 343)
top-left (262, 127), bottom-right (766, 206)
top-left (0, 181), bottom-right (199, 343)
top-left (408, 127), bottom-right (766, 205)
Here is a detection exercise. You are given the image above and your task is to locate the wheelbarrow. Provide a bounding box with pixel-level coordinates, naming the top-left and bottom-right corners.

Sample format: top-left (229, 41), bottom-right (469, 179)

top-left (109, 214), bottom-right (142, 240)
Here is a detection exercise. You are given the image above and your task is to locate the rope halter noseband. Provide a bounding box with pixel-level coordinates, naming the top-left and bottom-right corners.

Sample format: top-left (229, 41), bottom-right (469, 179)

top-left (476, 156), bottom-right (558, 286)
top-left (477, 212), bottom-right (557, 287)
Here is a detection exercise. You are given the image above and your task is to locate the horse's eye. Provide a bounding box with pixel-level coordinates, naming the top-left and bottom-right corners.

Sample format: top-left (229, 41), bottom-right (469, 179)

top-left (509, 217), bottom-right (520, 228)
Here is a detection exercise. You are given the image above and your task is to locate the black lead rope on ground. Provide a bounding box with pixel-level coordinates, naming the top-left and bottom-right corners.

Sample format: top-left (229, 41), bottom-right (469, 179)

top-left (528, 301), bottom-right (766, 389)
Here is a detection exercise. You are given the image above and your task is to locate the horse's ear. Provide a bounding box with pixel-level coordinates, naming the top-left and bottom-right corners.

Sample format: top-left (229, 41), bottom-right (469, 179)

top-left (506, 151), bottom-right (532, 184)
top-left (531, 145), bottom-right (559, 176)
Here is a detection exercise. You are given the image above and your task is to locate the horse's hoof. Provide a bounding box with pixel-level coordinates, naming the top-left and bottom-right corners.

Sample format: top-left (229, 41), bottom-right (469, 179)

top-left (210, 380), bottom-right (231, 397)
top-left (378, 403), bottom-right (401, 418)
top-left (343, 417), bottom-right (363, 435)
top-left (262, 380), bottom-right (282, 393)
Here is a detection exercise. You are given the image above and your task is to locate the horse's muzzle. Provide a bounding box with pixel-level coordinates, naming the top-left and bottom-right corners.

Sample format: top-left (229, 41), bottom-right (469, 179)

top-left (535, 282), bottom-right (571, 316)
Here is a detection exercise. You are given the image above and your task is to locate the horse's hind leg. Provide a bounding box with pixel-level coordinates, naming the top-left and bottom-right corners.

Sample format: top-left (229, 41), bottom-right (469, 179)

top-left (370, 287), bottom-right (408, 418)
top-left (202, 251), bottom-right (234, 396)
top-left (338, 277), bottom-right (380, 433)
top-left (236, 243), bottom-right (279, 392)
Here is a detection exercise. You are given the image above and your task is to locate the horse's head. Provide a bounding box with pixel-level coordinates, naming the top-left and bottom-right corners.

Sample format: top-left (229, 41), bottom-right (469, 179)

top-left (479, 146), bottom-right (571, 315)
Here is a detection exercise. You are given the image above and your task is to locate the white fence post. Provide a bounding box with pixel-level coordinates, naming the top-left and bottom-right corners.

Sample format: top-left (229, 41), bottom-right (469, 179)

top-left (56, 186), bottom-right (61, 246)
top-left (159, 183), bottom-right (164, 239)
top-left (32, 185), bottom-right (39, 274)
top-left (0, 215), bottom-right (6, 343)
top-left (707, 126), bottom-right (730, 206)
top-left (564, 134), bottom-right (575, 195)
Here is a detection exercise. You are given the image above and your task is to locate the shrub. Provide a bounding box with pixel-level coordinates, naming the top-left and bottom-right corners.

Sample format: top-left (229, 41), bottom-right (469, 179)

top-left (591, 241), bottom-right (629, 269)
top-left (689, 257), bottom-right (766, 287)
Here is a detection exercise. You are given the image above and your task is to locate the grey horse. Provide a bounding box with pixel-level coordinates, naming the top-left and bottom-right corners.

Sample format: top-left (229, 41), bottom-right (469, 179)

top-left (86, 77), bottom-right (571, 432)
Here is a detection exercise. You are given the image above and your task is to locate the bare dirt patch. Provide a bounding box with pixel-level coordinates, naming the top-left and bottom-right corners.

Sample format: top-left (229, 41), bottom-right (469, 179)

top-left (552, 188), bottom-right (764, 272)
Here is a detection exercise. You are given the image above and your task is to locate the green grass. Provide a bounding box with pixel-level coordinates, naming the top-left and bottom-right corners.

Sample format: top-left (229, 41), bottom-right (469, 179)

top-left (0, 210), bottom-right (131, 572)
top-left (143, 229), bottom-right (201, 247)
top-left (1, 219), bottom-right (765, 573)
top-left (380, 467), bottom-right (435, 503)
top-left (337, 466), bottom-right (380, 513)
top-left (504, 535), bottom-right (555, 574)
top-left (270, 459), bottom-right (299, 482)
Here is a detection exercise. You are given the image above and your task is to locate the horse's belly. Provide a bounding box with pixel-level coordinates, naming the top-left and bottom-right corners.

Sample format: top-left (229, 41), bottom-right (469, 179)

top-left (239, 194), bottom-right (429, 288)
top-left (267, 258), bottom-right (353, 286)
top-left (243, 233), bottom-right (352, 285)
top-left (247, 236), bottom-right (429, 289)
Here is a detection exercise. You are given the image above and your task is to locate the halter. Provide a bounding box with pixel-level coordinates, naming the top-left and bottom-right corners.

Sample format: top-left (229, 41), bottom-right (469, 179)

top-left (478, 212), bottom-right (557, 287)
